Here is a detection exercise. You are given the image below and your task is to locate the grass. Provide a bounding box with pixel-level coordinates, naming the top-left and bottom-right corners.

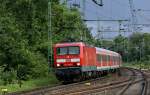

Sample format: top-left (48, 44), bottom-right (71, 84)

top-left (123, 62), bottom-right (150, 70)
top-left (0, 74), bottom-right (59, 94)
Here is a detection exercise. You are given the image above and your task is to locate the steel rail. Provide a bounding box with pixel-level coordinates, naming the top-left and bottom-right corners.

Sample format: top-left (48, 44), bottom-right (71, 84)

top-left (6, 76), bottom-right (110, 95)
top-left (118, 68), bottom-right (148, 95)
top-left (6, 68), bottom-right (140, 95)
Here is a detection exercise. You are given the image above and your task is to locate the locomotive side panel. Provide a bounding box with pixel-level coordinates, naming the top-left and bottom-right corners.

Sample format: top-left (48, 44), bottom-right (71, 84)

top-left (82, 46), bottom-right (96, 71)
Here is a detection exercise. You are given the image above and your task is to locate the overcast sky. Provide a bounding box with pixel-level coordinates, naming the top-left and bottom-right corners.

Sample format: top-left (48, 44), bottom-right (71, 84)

top-left (65, 0), bottom-right (150, 39)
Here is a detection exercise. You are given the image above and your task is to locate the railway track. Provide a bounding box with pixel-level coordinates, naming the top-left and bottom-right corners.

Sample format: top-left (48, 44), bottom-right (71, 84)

top-left (117, 68), bottom-right (148, 95)
top-left (60, 68), bottom-right (149, 95)
top-left (6, 67), bottom-right (149, 95)
top-left (6, 74), bottom-right (124, 95)
top-left (81, 68), bottom-right (149, 95)
top-left (54, 68), bottom-right (134, 95)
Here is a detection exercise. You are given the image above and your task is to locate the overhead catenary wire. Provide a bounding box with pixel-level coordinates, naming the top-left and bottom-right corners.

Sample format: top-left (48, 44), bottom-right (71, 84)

top-left (82, 0), bottom-right (113, 42)
top-left (92, 0), bottom-right (103, 6)
top-left (85, 0), bottom-right (123, 20)
top-left (113, 0), bottom-right (128, 8)
top-left (137, 12), bottom-right (150, 22)
top-left (85, 1), bottom-right (114, 20)
top-left (96, 3), bottom-right (103, 47)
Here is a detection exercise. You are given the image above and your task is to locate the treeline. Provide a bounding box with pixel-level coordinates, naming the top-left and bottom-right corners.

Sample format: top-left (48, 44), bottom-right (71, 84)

top-left (0, 0), bottom-right (93, 85)
top-left (95, 33), bottom-right (150, 62)
top-left (0, 0), bottom-right (49, 85)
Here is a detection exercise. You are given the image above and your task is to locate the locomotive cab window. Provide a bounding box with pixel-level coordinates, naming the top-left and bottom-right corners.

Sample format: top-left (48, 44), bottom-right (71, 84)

top-left (68, 46), bottom-right (80, 54)
top-left (57, 46), bottom-right (80, 55)
top-left (57, 47), bottom-right (68, 55)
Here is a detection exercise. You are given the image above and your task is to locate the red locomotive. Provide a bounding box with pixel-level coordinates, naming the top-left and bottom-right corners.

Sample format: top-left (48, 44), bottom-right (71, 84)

top-left (53, 42), bottom-right (122, 82)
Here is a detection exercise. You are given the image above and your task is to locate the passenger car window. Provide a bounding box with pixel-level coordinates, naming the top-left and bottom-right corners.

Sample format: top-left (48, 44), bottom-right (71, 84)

top-left (96, 54), bottom-right (102, 62)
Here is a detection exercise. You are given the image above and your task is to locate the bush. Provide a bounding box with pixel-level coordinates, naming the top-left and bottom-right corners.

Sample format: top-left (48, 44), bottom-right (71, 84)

top-left (15, 49), bottom-right (49, 79)
top-left (30, 53), bottom-right (49, 78)
top-left (0, 70), bottom-right (16, 85)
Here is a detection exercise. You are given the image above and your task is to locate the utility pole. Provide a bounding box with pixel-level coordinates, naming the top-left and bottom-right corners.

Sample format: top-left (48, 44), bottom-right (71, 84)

top-left (82, 0), bottom-right (86, 42)
top-left (48, 0), bottom-right (52, 72)
top-left (140, 38), bottom-right (145, 70)
top-left (97, 20), bottom-right (103, 47)
top-left (129, 0), bottom-right (137, 32)
top-left (139, 42), bottom-right (142, 70)
top-left (94, 0), bottom-right (103, 47)
top-left (118, 20), bottom-right (123, 35)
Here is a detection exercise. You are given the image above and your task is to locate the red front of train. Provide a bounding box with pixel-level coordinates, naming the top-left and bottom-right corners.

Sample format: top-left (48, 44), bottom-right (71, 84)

top-left (53, 42), bottom-right (122, 82)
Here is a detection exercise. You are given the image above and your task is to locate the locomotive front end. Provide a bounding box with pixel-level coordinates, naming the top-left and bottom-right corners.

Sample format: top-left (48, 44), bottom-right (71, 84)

top-left (53, 42), bottom-right (84, 82)
top-left (55, 46), bottom-right (80, 67)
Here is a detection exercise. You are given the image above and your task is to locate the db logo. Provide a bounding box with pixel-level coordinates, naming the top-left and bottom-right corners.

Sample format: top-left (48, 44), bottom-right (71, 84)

top-left (67, 56), bottom-right (69, 58)
top-left (66, 59), bottom-right (71, 62)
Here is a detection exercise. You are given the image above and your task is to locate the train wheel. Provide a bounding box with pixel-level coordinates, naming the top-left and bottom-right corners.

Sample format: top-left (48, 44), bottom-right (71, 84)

top-left (62, 81), bottom-right (71, 84)
top-left (98, 71), bottom-right (101, 77)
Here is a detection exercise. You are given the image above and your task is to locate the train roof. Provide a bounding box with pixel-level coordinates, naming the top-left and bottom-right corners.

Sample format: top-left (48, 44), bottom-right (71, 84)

top-left (54, 42), bottom-right (120, 56)
top-left (54, 42), bottom-right (85, 47)
top-left (96, 47), bottom-right (120, 56)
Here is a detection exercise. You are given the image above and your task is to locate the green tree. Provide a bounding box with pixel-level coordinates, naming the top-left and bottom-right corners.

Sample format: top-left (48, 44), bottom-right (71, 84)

top-left (0, 0), bottom-right (94, 84)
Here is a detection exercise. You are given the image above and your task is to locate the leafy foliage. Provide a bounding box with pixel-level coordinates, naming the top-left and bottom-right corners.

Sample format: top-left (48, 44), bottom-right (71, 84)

top-left (114, 33), bottom-right (149, 62)
top-left (94, 33), bottom-right (150, 62)
top-left (0, 0), bottom-right (94, 85)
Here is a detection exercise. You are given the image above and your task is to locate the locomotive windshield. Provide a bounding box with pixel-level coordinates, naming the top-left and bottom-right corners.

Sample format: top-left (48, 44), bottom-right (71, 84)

top-left (57, 46), bottom-right (80, 55)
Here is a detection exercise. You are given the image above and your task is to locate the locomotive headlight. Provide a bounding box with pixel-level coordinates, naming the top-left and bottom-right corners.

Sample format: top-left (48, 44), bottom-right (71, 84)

top-left (56, 64), bottom-right (60, 67)
top-left (71, 58), bottom-right (80, 62)
top-left (76, 63), bottom-right (80, 66)
top-left (56, 59), bottom-right (66, 63)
